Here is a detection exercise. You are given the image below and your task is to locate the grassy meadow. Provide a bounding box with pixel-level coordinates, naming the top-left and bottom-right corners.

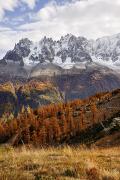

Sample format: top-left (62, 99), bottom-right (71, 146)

top-left (0, 146), bottom-right (120, 180)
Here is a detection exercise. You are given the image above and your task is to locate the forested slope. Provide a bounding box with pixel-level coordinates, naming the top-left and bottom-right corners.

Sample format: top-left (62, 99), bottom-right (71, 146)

top-left (0, 89), bottom-right (120, 147)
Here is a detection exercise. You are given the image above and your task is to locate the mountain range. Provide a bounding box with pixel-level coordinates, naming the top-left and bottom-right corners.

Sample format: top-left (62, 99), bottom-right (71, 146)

top-left (0, 33), bottom-right (120, 149)
top-left (1, 33), bottom-right (120, 99)
top-left (2, 33), bottom-right (120, 69)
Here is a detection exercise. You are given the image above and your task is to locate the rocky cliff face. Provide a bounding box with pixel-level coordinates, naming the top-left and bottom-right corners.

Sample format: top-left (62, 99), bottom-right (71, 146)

top-left (4, 38), bottom-right (32, 63)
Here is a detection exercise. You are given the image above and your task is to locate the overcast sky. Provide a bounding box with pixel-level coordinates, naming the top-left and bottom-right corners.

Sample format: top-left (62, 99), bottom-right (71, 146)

top-left (0, 0), bottom-right (120, 57)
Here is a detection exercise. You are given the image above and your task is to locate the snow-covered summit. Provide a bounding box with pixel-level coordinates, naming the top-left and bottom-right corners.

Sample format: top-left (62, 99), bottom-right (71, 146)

top-left (1, 33), bottom-right (120, 70)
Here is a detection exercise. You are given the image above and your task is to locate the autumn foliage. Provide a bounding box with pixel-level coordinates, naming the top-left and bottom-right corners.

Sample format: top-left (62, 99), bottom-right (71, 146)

top-left (0, 89), bottom-right (120, 146)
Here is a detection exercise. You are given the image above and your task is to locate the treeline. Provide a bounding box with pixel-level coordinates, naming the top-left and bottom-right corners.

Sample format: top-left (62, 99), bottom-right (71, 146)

top-left (0, 90), bottom-right (119, 146)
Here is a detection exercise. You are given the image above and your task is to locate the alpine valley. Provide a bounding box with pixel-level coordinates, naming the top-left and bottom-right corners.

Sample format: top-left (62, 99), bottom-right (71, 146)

top-left (0, 33), bottom-right (120, 101)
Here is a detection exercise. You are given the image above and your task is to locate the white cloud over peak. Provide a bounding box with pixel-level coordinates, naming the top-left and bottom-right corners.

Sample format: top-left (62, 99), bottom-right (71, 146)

top-left (19, 0), bottom-right (120, 39)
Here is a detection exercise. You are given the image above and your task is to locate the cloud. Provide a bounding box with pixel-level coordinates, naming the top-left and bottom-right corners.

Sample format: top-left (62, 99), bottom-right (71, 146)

top-left (21, 0), bottom-right (37, 9)
top-left (0, 0), bottom-right (18, 20)
top-left (18, 0), bottom-right (120, 39)
top-left (1, 0), bottom-right (120, 57)
top-left (0, 0), bottom-right (37, 20)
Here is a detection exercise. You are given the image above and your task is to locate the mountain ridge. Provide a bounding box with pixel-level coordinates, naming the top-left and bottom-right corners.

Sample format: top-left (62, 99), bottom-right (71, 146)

top-left (1, 33), bottom-right (120, 70)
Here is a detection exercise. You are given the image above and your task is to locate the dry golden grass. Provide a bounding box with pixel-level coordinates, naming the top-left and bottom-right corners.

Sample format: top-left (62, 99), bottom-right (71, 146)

top-left (0, 145), bottom-right (120, 180)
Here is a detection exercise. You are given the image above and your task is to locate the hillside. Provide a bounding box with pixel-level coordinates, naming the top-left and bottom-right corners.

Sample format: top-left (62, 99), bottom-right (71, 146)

top-left (0, 81), bottom-right (63, 117)
top-left (0, 88), bottom-right (120, 147)
top-left (52, 68), bottom-right (120, 99)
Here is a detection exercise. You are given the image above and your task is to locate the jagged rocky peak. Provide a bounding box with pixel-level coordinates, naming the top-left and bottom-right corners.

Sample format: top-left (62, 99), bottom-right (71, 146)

top-left (2, 38), bottom-right (33, 63)
top-left (16, 38), bottom-right (32, 48)
top-left (60, 34), bottom-right (76, 45)
top-left (40, 36), bottom-right (55, 62)
top-left (14, 38), bottom-right (33, 58)
top-left (56, 34), bottom-right (92, 63)
top-left (40, 36), bottom-right (54, 45)
top-left (59, 34), bottom-right (87, 49)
